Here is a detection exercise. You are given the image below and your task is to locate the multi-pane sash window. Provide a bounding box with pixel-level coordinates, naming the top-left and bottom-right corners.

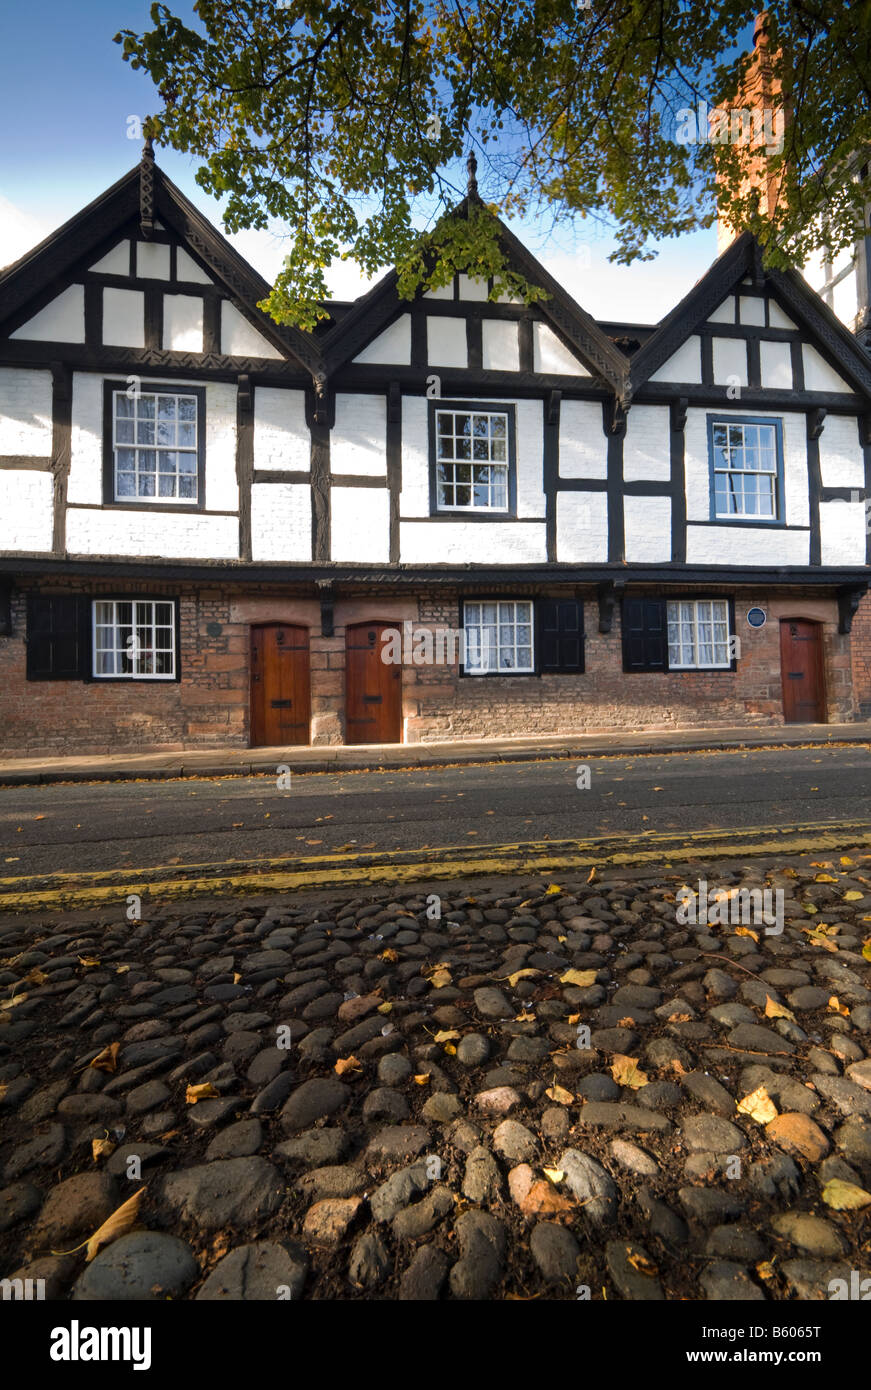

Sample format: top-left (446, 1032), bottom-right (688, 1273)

top-left (464, 600), bottom-right (533, 673)
top-left (667, 599), bottom-right (731, 669)
top-left (113, 390), bottom-right (198, 501)
top-left (93, 600), bottom-right (176, 679)
top-left (435, 408), bottom-right (509, 510)
top-left (710, 419), bottom-right (780, 519)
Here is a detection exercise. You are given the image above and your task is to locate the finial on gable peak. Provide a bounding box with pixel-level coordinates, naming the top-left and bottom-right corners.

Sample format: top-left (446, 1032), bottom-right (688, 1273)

top-left (466, 150), bottom-right (479, 199)
top-left (140, 133), bottom-right (155, 240)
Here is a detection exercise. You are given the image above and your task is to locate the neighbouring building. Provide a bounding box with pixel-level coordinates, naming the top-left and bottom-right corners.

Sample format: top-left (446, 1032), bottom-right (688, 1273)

top-left (0, 142), bottom-right (869, 754)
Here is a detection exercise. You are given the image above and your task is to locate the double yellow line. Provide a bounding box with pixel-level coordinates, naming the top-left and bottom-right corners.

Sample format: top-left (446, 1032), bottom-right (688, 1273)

top-left (1, 819), bottom-right (869, 913)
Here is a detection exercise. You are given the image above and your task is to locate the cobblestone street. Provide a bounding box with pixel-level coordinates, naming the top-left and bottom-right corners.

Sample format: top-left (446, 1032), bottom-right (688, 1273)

top-left (2, 852), bottom-right (871, 1302)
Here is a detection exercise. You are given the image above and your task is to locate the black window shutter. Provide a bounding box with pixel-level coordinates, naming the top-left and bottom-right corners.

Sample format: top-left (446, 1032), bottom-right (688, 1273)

top-left (26, 595), bottom-right (90, 680)
top-left (540, 599), bottom-right (585, 673)
top-left (622, 598), bottom-right (668, 672)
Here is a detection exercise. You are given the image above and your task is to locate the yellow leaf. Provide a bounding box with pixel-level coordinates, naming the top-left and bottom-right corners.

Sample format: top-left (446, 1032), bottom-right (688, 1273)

top-left (586, 867), bottom-right (597, 884)
top-left (430, 968), bottom-right (452, 989)
top-left (380, 948), bottom-right (398, 962)
top-left (186, 1083), bottom-right (220, 1103)
top-left (78, 957), bottom-right (100, 968)
top-left (514, 1011), bottom-right (536, 1022)
top-left (611, 1054), bottom-right (649, 1090)
top-left (433, 1030), bottom-right (460, 1043)
top-left (828, 996), bottom-right (850, 1017)
top-left (821, 1179), bottom-right (871, 1210)
top-left (843, 890), bottom-right (863, 901)
top-left (734, 926), bottom-right (759, 942)
top-left (545, 1084), bottom-right (574, 1105)
top-left (764, 996), bottom-right (796, 1022)
top-left (567, 1013), bottom-right (581, 1025)
top-left (814, 873), bottom-right (838, 883)
top-left (500, 968), bottom-right (541, 987)
top-left (91, 1138), bottom-right (115, 1162)
top-left (444, 1043), bottom-right (457, 1056)
top-left (545, 884), bottom-right (561, 895)
top-left (863, 938), bottom-right (871, 964)
top-left (756, 1260), bottom-right (777, 1281)
top-left (115, 965), bottom-right (130, 975)
top-left (0, 993), bottom-right (27, 1011)
top-left (233, 973), bottom-right (242, 984)
top-left (560, 969), bottom-right (597, 988)
top-left (840, 856), bottom-right (855, 866)
top-left (377, 1001), bottom-right (393, 1014)
top-left (85, 1188), bottom-right (146, 1262)
top-left (737, 1085), bottom-right (778, 1124)
top-left (24, 967), bottom-right (48, 986)
top-left (627, 1250), bottom-right (659, 1277)
top-left (413, 1073), bottom-right (431, 1086)
top-left (543, 1167), bottom-right (565, 1184)
top-left (89, 1042), bottom-right (120, 1074)
top-left (334, 1056), bottom-right (362, 1075)
top-left (803, 904), bottom-right (819, 915)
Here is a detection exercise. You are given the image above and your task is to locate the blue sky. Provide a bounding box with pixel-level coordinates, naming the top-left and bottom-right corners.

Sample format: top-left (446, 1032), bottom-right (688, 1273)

top-left (0, 0), bottom-right (723, 323)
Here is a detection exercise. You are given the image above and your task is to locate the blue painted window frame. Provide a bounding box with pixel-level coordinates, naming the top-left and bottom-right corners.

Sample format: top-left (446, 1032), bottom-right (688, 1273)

top-left (706, 414), bottom-right (785, 527)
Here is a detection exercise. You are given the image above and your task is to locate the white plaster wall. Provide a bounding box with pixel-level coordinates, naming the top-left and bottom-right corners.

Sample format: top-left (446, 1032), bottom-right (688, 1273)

top-left (649, 336), bottom-right (702, 384)
top-left (832, 271), bottom-right (857, 329)
top-left (67, 373), bottom-right (103, 505)
top-left (533, 323), bottom-right (589, 375)
top-left (135, 242), bottom-right (171, 279)
top-left (66, 510), bottom-right (239, 559)
top-left (400, 520), bottom-right (546, 564)
top-left (332, 393), bottom-right (387, 475)
top-left (515, 398), bottom-right (545, 517)
top-left (427, 316), bottom-right (467, 367)
top-left (253, 388), bottom-right (309, 472)
top-left (423, 283), bottom-right (453, 301)
top-left (623, 404), bottom-right (671, 482)
top-left (624, 495), bottom-right (672, 562)
top-left (162, 295), bottom-right (204, 352)
top-left (803, 344), bottom-right (851, 393)
top-left (90, 242), bottom-right (130, 275)
top-left (251, 482), bottom-right (311, 561)
top-left (707, 297), bottom-right (736, 324)
top-left (176, 248), bottom-right (213, 285)
top-left (818, 415), bottom-right (864, 488)
top-left (768, 301), bottom-right (797, 331)
top-left (482, 319), bottom-right (519, 372)
top-left (739, 296), bottom-right (766, 326)
top-left (331, 487), bottom-right (390, 562)
top-left (458, 274), bottom-right (489, 301)
top-left (686, 524), bottom-right (810, 564)
top-left (103, 289), bottom-right (145, 348)
top-left (712, 337), bottom-right (747, 386)
top-left (559, 400), bottom-right (607, 479)
top-left (556, 491), bottom-right (608, 562)
top-left (0, 368), bottom-right (52, 455)
top-left (205, 382), bottom-right (239, 511)
top-left (760, 339), bottom-right (793, 389)
top-left (0, 471), bottom-right (53, 551)
top-left (10, 285), bottom-right (85, 343)
top-left (399, 396), bottom-right (428, 517)
top-left (684, 407), bottom-right (809, 527)
top-left (221, 302), bottom-right (283, 359)
top-left (354, 314), bottom-right (411, 365)
top-left (820, 499), bottom-right (866, 565)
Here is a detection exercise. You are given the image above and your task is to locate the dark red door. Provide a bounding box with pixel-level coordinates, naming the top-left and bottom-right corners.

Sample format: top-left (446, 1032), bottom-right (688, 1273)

top-left (250, 624), bottom-right (311, 746)
top-left (780, 619), bottom-right (826, 723)
top-left (345, 622), bottom-right (401, 744)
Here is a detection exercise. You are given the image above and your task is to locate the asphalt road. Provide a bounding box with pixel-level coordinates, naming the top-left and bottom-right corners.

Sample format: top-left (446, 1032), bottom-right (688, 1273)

top-left (0, 745), bottom-right (869, 880)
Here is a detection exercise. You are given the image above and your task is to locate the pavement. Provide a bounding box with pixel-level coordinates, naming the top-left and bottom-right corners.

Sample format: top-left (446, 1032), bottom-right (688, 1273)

top-left (2, 720), bottom-right (871, 786)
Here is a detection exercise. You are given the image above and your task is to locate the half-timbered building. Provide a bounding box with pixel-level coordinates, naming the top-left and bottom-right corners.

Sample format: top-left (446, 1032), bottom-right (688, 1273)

top-left (1, 146), bottom-right (869, 753)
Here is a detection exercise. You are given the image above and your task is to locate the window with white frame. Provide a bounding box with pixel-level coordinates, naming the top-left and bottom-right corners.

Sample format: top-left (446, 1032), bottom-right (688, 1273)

top-left (112, 389), bottom-right (199, 501)
top-left (434, 407), bottom-right (509, 511)
top-left (92, 600), bottom-right (177, 679)
top-left (710, 418), bottom-right (781, 519)
top-left (463, 600), bottom-right (534, 673)
top-left (666, 599), bottom-right (731, 669)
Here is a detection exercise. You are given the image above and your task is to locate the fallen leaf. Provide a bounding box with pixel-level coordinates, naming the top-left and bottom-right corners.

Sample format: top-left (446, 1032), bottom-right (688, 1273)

top-left (444, 1044), bottom-right (457, 1056)
top-left (433, 1029), bottom-right (460, 1043)
top-left (233, 972), bottom-right (242, 984)
top-left (828, 996), bottom-right (850, 1017)
top-left (764, 996), bottom-right (796, 1022)
top-left (756, 1260), bottom-right (777, 1281)
top-left (514, 1011), bottom-right (536, 1022)
top-left (843, 890), bottom-right (863, 901)
top-left (734, 926), bottom-right (759, 942)
top-left (543, 1168), bottom-right (565, 1184)
top-left (567, 1013), bottom-right (581, 1025)
top-left (821, 1178), bottom-right (871, 1210)
top-left (91, 1138), bottom-right (115, 1162)
top-left (586, 867), bottom-right (597, 884)
top-left (186, 1083), bottom-right (220, 1103)
top-left (500, 968), bottom-right (541, 988)
top-left (863, 938), bottom-right (871, 964)
top-left (430, 968), bottom-right (452, 988)
top-left (377, 1001), bottom-right (393, 1014)
top-left (737, 1085), bottom-right (778, 1124)
top-left (86, 1189), bottom-right (146, 1262)
top-left (334, 1056), bottom-right (362, 1076)
top-left (627, 1250), bottom-right (659, 1277)
top-left (611, 1054), bottom-right (649, 1090)
top-left (413, 1074), bottom-right (431, 1086)
top-left (78, 957), bottom-right (100, 968)
top-left (89, 1043), bottom-right (120, 1074)
top-left (0, 993), bottom-right (28, 1011)
top-left (545, 1084), bottom-right (574, 1105)
top-left (560, 969), bottom-right (598, 988)
top-left (814, 873), bottom-right (838, 883)
top-left (545, 884), bottom-right (562, 895)
top-left (380, 948), bottom-right (399, 962)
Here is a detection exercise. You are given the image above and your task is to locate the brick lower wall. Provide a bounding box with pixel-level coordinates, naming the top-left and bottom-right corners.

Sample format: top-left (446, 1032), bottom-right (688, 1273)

top-left (0, 578), bottom-right (859, 755)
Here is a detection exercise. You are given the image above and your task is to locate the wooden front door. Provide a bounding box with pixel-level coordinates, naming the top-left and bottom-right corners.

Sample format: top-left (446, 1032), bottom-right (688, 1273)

top-left (345, 621), bottom-right (402, 744)
top-left (250, 624), bottom-right (311, 746)
top-left (780, 619), bottom-right (826, 723)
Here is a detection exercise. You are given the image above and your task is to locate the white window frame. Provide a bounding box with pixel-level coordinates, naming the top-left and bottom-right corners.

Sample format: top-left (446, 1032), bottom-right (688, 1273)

top-left (92, 599), bottom-right (177, 680)
top-left (112, 388), bottom-right (199, 504)
top-left (710, 418), bottom-right (780, 521)
top-left (666, 599), bottom-right (732, 670)
top-left (463, 600), bottom-right (534, 674)
top-left (434, 406), bottom-right (510, 512)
